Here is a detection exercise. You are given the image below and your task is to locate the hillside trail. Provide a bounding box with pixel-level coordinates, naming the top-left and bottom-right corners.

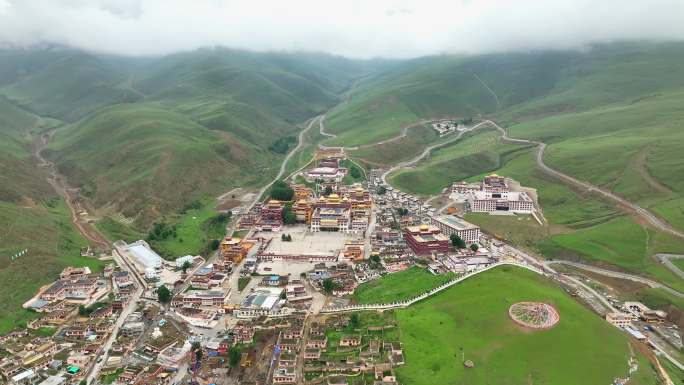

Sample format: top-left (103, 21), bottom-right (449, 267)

top-left (484, 120), bottom-right (684, 241)
top-left (635, 145), bottom-right (673, 194)
top-left (473, 73), bottom-right (501, 111)
top-left (32, 128), bottom-right (110, 250)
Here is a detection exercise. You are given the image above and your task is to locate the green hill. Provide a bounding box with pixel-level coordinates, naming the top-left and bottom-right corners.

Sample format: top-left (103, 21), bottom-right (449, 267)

top-left (0, 97), bottom-right (102, 334)
top-left (45, 103), bottom-right (279, 225)
top-left (0, 48), bottom-right (140, 121)
top-left (0, 47), bottom-right (385, 227)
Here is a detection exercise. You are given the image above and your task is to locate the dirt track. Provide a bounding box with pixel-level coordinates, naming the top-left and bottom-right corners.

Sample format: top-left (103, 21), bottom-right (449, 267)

top-left (33, 131), bottom-right (110, 249)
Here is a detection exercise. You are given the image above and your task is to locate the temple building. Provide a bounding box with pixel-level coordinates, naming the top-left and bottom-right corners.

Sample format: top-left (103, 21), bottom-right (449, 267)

top-left (256, 200), bottom-right (284, 231)
top-left (220, 237), bottom-right (248, 263)
top-left (403, 224), bottom-right (450, 255)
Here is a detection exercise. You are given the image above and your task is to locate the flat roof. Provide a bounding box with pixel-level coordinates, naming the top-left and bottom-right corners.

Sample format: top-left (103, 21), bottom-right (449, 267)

top-left (432, 215), bottom-right (478, 230)
top-left (39, 376), bottom-right (66, 385)
top-left (126, 241), bottom-right (161, 268)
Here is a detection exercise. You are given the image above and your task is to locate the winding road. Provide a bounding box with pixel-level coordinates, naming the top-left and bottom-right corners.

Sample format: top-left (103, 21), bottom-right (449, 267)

top-left (245, 115), bottom-right (322, 212)
top-left (380, 120), bottom-right (495, 184)
top-left (485, 120), bottom-right (684, 240)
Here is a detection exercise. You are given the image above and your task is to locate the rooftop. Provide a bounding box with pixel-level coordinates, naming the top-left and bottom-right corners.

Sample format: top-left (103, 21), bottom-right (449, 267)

top-left (432, 215), bottom-right (478, 230)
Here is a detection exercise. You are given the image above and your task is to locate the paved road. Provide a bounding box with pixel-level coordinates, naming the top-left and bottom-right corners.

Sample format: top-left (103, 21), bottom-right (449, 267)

top-left (86, 249), bottom-right (143, 385)
top-left (545, 260), bottom-right (684, 298)
top-left (484, 120), bottom-right (684, 240)
top-left (380, 121), bottom-right (493, 184)
top-left (245, 116), bottom-right (322, 212)
top-left (655, 254), bottom-right (684, 280)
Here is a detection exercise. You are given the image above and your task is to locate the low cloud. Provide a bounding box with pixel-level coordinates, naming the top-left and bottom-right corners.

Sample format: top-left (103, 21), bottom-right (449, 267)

top-left (0, 0), bottom-right (683, 58)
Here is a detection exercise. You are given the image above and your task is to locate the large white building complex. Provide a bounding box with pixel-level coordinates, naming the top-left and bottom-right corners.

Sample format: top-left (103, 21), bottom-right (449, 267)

top-left (468, 191), bottom-right (534, 214)
top-left (451, 175), bottom-right (536, 214)
top-left (429, 215), bottom-right (481, 243)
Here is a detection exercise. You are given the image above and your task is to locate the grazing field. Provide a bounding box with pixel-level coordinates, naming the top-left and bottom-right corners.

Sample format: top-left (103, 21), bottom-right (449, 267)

top-left (350, 123), bottom-right (439, 167)
top-left (395, 266), bottom-right (657, 385)
top-left (96, 217), bottom-right (144, 244)
top-left (539, 217), bottom-right (684, 292)
top-left (0, 198), bottom-right (104, 334)
top-left (353, 267), bottom-right (454, 304)
top-left (147, 200), bottom-right (229, 259)
top-left (388, 129), bottom-right (533, 196)
top-left (465, 213), bottom-right (549, 249)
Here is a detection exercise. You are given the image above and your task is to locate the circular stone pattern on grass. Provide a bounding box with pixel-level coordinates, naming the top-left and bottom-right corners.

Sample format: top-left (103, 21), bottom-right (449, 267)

top-left (508, 302), bottom-right (560, 329)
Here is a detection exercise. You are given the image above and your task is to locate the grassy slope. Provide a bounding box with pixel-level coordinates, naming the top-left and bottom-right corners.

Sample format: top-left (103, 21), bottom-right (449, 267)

top-left (0, 48), bottom-right (389, 232)
top-left (350, 123), bottom-right (440, 167)
top-left (0, 97), bottom-right (104, 333)
top-left (396, 266), bottom-right (657, 385)
top-left (474, 147), bottom-right (684, 292)
top-left (353, 267), bottom-right (453, 304)
top-left (149, 200), bottom-right (228, 259)
top-left (324, 51), bottom-right (572, 146)
top-left (0, 49), bottom-right (139, 121)
top-left (46, 103), bottom-right (276, 225)
top-left (0, 199), bottom-right (104, 334)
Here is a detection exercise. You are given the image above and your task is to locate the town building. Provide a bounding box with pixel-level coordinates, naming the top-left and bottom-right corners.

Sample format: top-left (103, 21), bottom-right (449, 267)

top-left (429, 215), bottom-right (481, 243)
top-left (256, 200), bottom-right (284, 231)
top-left (171, 290), bottom-right (228, 309)
top-left (403, 224), bottom-right (450, 255)
top-left (605, 312), bottom-right (632, 328)
top-left (451, 175), bottom-right (536, 214)
top-left (292, 200), bottom-right (313, 223)
top-left (220, 236), bottom-right (248, 263)
top-left (124, 240), bottom-right (162, 270)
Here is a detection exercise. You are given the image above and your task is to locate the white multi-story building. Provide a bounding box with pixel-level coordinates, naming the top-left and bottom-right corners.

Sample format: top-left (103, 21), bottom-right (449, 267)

top-left (304, 167), bottom-right (346, 182)
top-left (429, 215), bottom-right (481, 243)
top-left (468, 191), bottom-right (534, 214)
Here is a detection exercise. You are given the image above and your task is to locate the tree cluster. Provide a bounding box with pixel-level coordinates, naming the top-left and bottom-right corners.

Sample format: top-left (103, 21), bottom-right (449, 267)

top-left (322, 278), bottom-right (338, 294)
top-left (376, 186), bottom-right (387, 195)
top-left (270, 180), bottom-right (294, 201)
top-left (202, 212), bottom-right (231, 231)
top-left (281, 234), bottom-right (293, 241)
top-left (180, 199), bottom-right (203, 213)
top-left (282, 203), bottom-right (296, 224)
top-left (157, 285), bottom-right (172, 303)
top-left (396, 207), bottom-right (409, 216)
top-left (146, 222), bottom-right (177, 242)
top-left (228, 345), bottom-right (242, 367)
top-left (268, 136), bottom-right (297, 154)
top-left (450, 234), bottom-right (466, 249)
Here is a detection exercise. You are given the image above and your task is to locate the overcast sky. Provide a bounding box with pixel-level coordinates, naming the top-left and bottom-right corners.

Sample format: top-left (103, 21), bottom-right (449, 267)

top-left (1, 0), bottom-right (683, 58)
